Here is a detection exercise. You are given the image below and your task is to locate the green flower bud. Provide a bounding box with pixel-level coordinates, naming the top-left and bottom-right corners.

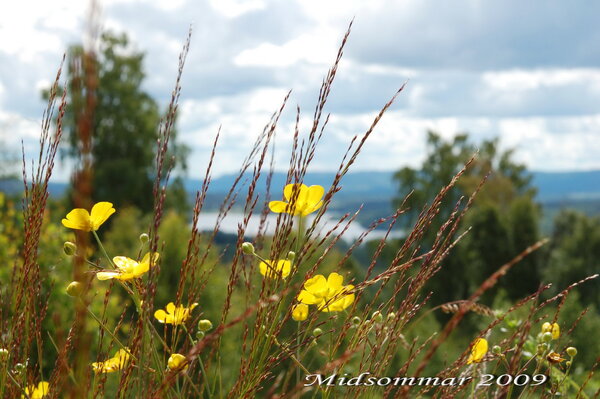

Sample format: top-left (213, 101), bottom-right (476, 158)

top-left (241, 242), bottom-right (255, 255)
top-left (198, 319), bottom-right (213, 332)
top-left (387, 312), bottom-right (396, 321)
top-left (492, 345), bottom-right (502, 355)
top-left (287, 251), bottom-right (296, 261)
top-left (312, 328), bottom-right (323, 337)
top-left (139, 233), bottom-right (150, 244)
top-left (566, 347), bottom-right (577, 357)
top-left (63, 241), bottom-right (77, 256)
top-left (351, 316), bottom-right (361, 325)
top-left (0, 348), bottom-right (8, 361)
top-left (542, 332), bottom-right (553, 343)
top-left (66, 281), bottom-right (84, 297)
top-left (196, 331), bottom-right (205, 340)
top-left (371, 311), bottom-right (383, 323)
top-left (566, 361), bottom-right (572, 368)
top-left (14, 363), bottom-right (25, 373)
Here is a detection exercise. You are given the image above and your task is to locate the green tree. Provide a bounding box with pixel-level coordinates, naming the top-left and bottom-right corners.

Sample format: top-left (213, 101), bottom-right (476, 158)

top-left (543, 210), bottom-right (600, 305)
top-left (61, 32), bottom-right (189, 212)
top-left (392, 131), bottom-right (540, 303)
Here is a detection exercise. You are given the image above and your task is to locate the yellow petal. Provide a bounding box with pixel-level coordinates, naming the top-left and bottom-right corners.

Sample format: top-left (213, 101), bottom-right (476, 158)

top-left (326, 273), bottom-right (344, 290)
top-left (166, 302), bottom-right (176, 314)
top-left (89, 202), bottom-right (116, 230)
top-left (552, 323), bottom-right (560, 340)
top-left (292, 303), bottom-right (309, 321)
top-left (154, 309), bottom-right (169, 323)
top-left (113, 256), bottom-right (137, 273)
top-left (284, 183), bottom-right (308, 202)
top-left (279, 260), bottom-right (291, 278)
top-left (168, 353), bottom-right (188, 371)
top-left (62, 208), bottom-right (92, 231)
top-left (96, 271), bottom-right (120, 280)
top-left (297, 290), bottom-right (320, 305)
top-left (141, 252), bottom-right (160, 265)
top-left (132, 262), bottom-right (150, 278)
top-left (304, 275), bottom-right (327, 293)
top-left (306, 185), bottom-right (325, 203)
top-left (269, 200), bottom-right (290, 214)
top-left (467, 338), bottom-right (488, 364)
top-left (259, 259), bottom-right (291, 279)
top-left (301, 201), bottom-right (323, 216)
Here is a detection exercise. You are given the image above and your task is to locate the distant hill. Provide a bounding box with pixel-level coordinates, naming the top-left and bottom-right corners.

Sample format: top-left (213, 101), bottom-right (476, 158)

top-left (2, 170), bottom-right (600, 215)
top-left (185, 170), bottom-right (600, 202)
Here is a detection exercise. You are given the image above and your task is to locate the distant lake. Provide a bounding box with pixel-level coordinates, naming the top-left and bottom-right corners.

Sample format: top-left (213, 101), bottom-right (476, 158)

top-left (193, 212), bottom-right (404, 244)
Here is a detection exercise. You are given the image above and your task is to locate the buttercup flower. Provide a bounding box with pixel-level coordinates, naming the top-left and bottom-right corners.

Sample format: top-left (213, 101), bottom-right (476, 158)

top-left (96, 252), bottom-right (159, 281)
top-left (292, 303), bottom-right (309, 321)
top-left (92, 348), bottom-right (130, 374)
top-left (297, 272), bottom-right (354, 312)
top-left (62, 202), bottom-right (115, 232)
top-left (541, 322), bottom-right (560, 340)
top-left (168, 353), bottom-right (189, 372)
top-left (22, 382), bottom-right (49, 399)
top-left (154, 302), bottom-right (198, 325)
top-left (269, 184), bottom-right (324, 216)
top-left (467, 338), bottom-right (488, 364)
top-left (259, 259), bottom-right (291, 279)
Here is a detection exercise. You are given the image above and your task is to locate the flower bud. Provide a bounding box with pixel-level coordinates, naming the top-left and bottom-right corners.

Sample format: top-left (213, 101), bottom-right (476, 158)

top-left (196, 331), bottom-right (205, 340)
top-left (312, 328), bottom-right (323, 337)
top-left (63, 241), bottom-right (77, 256)
top-left (492, 345), bottom-right (501, 355)
top-left (566, 360), bottom-right (572, 368)
top-left (66, 281), bottom-right (84, 297)
top-left (139, 233), bottom-right (150, 244)
top-left (0, 348), bottom-right (8, 361)
top-left (241, 242), bottom-right (255, 255)
top-left (287, 251), bottom-right (296, 261)
top-left (387, 312), bottom-right (396, 321)
top-left (292, 304), bottom-right (308, 321)
top-left (14, 363), bottom-right (25, 373)
top-left (371, 311), bottom-right (383, 323)
top-left (566, 347), bottom-right (577, 357)
top-left (351, 316), bottom-right (361, 325)
top-left (542, 332), bottom-right (553, 343)
top-left (198, 319), bottom-right (213, 332)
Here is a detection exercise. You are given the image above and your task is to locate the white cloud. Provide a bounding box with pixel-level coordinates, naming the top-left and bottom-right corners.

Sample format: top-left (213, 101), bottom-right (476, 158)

top-left (483, 69), bottom-right (600, 91)
top-left (2, 0), bottom-right (600, 181)
top-left (234, 29), bottom-right (339, 67)
top-left (208, 0), bottom-right (266, 18)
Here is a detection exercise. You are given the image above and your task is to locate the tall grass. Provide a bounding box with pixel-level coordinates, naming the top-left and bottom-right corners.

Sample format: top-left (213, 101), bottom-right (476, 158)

top-left (0, 22), bottom-right (598, 399)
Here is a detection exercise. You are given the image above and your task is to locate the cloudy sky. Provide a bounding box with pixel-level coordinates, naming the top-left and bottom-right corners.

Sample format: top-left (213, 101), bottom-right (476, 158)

top-left (1, 0), bottom-right (599, 181)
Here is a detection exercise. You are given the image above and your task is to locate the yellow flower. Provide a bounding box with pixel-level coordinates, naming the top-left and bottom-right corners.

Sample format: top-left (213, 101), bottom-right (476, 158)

top-left (62, 202), bottom-right (115, 232)
top-left (467, 338), bottom-right (488, 364)
top-left (22, 382), bottom-right (49, 399)
top-left (297, 272), bottom-right (354, 312)
top-left (292, 303), bottom-right (309, 321)
top-left (154, 302), bottom-right (198, 325)
top-left (259, 259), bottom-right (291, 279)
top-left (96, 252), bottom-right (159, 281)
top-left (167, 353), bottom-right (189, 372)
top-left (92, 348), bottom-right (130, 374)
top-left (269, 184), bottom-right (324, 216)
top-left (541, 322), bottom-right (560, 340)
